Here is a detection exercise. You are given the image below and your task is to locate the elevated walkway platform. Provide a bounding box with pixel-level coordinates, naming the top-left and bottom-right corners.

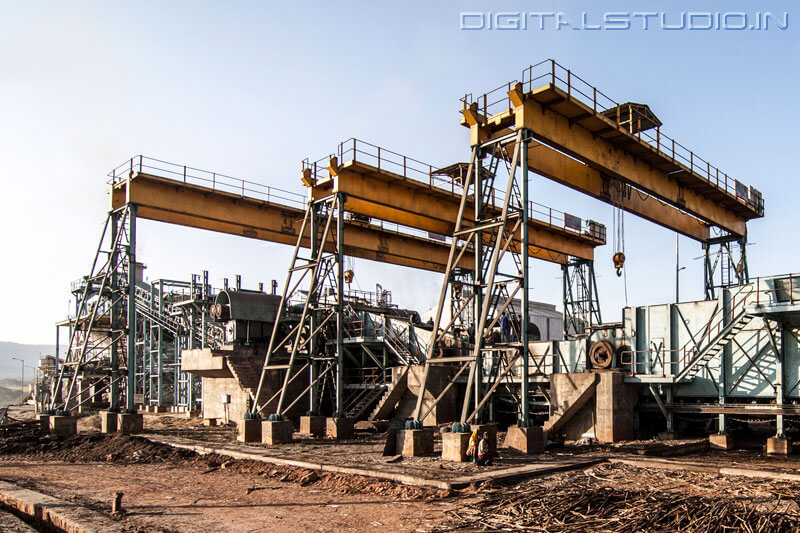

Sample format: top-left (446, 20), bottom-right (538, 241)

top-left (460, 60), bottom-right (763, 237)
top-left (108, 158), bottom-right (471, 273)
top-left (304, 139), bottom-right (606, 264)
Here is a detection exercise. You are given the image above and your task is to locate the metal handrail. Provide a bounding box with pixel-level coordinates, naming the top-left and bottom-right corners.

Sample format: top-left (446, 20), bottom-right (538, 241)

top-left (619, 349), bottom-right (681, 378)
top-left (303, 138), bottom-right (607, 243)
top-left (461, 59), bottom-right (763, 215)
top-left (108, 155), bottom-right (308, 210)
top-left (752, 273), bottom-right (800, 307)
top-left (679, 285), bottom-right (755, 367)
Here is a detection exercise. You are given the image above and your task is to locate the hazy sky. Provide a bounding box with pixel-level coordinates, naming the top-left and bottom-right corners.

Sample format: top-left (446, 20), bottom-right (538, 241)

top-left (1, 1), bottom-right (797, 344)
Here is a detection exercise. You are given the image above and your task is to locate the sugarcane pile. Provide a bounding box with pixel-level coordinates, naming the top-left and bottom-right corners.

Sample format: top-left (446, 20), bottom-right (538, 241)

top-left (437, 466), bottom-right (800, 532)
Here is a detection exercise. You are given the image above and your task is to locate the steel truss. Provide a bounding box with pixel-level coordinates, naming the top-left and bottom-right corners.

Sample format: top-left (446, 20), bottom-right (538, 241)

top-left (253, 192), bottom-right (346, 418)
top-left (563, 257), bottom-right (602, 338)
top-left (50, 204), bottom-right (207, 414)
top-left (51, 205), bottom-right (135, 412)
top-left (414, 129), bottom-right (537, 426)
top-left (704, 233), bottom-right (749, 300)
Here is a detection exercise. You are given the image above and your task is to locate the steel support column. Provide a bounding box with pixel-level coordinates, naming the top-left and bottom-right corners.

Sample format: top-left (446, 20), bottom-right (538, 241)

top-left (335, 192), bottom-right (346, 417)
top-left (520, 135), bottom-right (530, 426)
top-left (109, 210), bottom-right (120, 410)
top-left (126, 204), bottom-right (137, 412)
top-left (777, 322), bottom-right (786, 437)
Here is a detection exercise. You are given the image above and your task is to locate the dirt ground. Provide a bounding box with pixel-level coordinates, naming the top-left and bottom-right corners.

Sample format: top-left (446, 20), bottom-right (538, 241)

top-left (3, 406), bottom-right (800, 532)
top-left (0, 433), bottom-right (457, 532)
top-left (0, 508), bottom-right (38, 532)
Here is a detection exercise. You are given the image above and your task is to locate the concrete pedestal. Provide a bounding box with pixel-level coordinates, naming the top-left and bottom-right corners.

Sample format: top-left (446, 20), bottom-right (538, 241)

top-left (397, 428), bottom-right (434, 457)
top-left (473, 423), bottom-right (498, 451)
top-left (118, 413), bottom-right (144, 434)
top-left (152, 405), bottom-right (168, 413)
top-left (100, 411), bottom-right (118, 433)
top-left (326, 417), bottom-right (354, 440)
top-left (49, 416), bottom-right (77, 436)
top-left (36, 414), bottom-right (51, 433)
top-left (504, 426), bottom-right (544, 454)
top-left (238, 418), bottom-right (262, 443)
top-left (203, 418), bottom-right (218, 427)
top-left (300, 415), bottom-right (326, 437)
top-left (767, 437), bottom-right (793, 456)
top-left (262, 420), bottom-right (294, 445)
top-left (442, 432), bottom-right (471, 462)
top-left (709, 433), bottom-right (734, 450)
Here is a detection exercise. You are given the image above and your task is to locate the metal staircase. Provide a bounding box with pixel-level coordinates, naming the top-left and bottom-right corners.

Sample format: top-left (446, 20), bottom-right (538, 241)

top-left (369, 366), bottom-right (409, 420)
top-left (677, 309), bottom-right (754, 382)
top-left (383, 320), bottom-right (425, 365)
top-left (345, 385), bottom-right (387, 419)
top-left (133, 285), bottom-right (220, 348)
top-left (134, 287), bottom-right (184, 335)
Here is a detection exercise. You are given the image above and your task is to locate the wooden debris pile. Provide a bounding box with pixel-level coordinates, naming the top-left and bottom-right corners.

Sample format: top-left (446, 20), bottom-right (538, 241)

top-left (438, 469), bottom-right (800, 532)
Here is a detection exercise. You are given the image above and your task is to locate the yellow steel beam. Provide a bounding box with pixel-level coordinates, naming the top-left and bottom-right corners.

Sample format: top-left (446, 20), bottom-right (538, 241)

top-left (108, 173), bottom-right (475, 273)
top-left (501, 85), bottom-right (747, 235)
top-left (525, 144), bottom-right (711, 242)
top-left (310, 160), bottom-right (597, 261)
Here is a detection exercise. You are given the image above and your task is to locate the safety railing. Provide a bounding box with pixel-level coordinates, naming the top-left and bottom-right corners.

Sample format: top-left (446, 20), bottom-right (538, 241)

top-left (619, 349), bottom-right (681, 378)
top-left (752, 273), bottom-right (800, 307)
top-left (110, 155), bottom-right (462, 249)
top-left (679, 284), bottom-right (755, 368)
top-left (303, 138), bottom-right (457, 192)
top-left (461, 59), bottom-right (763, 215)
top-left (343, 287), bottom-right (393, 308)
top-left (303, 138), bottom-right (607, 244)
top-left (108, 155), bottom-right (308, 210)
top-left (344, 367), bottom-right (392, 386)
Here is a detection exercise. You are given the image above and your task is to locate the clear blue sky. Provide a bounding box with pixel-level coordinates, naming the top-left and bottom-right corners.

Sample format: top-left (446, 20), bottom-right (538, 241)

top-left (1, 1), bottom-right (796, 343)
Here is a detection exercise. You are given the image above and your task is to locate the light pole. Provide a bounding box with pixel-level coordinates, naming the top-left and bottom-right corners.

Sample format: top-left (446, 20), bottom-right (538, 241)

top-left (11, 357), bottom-right (24, 404)
top-left (26, 366), bottom-right (37, 409)
top-left (676, 233), bottom-right (686, 303)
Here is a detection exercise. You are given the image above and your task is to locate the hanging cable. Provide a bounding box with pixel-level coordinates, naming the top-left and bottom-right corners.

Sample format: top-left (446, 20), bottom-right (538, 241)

top-left (611, 180), bottom-right (627, 277)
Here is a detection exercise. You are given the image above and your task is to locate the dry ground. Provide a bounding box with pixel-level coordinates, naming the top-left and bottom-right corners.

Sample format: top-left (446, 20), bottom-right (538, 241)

top-left (2, 407), bottom-right (800, 532)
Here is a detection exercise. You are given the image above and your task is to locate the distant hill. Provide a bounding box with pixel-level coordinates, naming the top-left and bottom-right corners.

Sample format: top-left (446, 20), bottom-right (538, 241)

top-left (0, 341), bottom-right (64, 380)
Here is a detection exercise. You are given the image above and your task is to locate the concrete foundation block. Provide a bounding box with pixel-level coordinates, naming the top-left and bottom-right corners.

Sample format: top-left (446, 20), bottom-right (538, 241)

top-left (100, 411), bottom-right (118, 433)
top-left (442, 432), bottom-right (472, 462)
top-left (49, 416), bottom-right (77, 436)
top-left (300, 415), bottom-right (326, 437)
top-left (36, 414), bottom-right (51, 433)
top-left (262, 420), bottom-right (294, 445)
top-left (397, 428), bottom-right (434, 457)
top-left (709, 433), bottom-right (735, 450)
top-left (473, 423), bottom-right (498, 451)
top-left (504, 426), bottom-right (544, 454)
top-left (326, 417), bottom-right (354, 440)
top-left (117, 413), bottom-right (144, 434)
top-left (203, 418), bottom-right (218, 427)
top-left (767, 437), bottom-right (793, 456)
top-left (237, 418), bottom-right (262, 443)
top-left (152, 405), bottom-right (168, 413)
